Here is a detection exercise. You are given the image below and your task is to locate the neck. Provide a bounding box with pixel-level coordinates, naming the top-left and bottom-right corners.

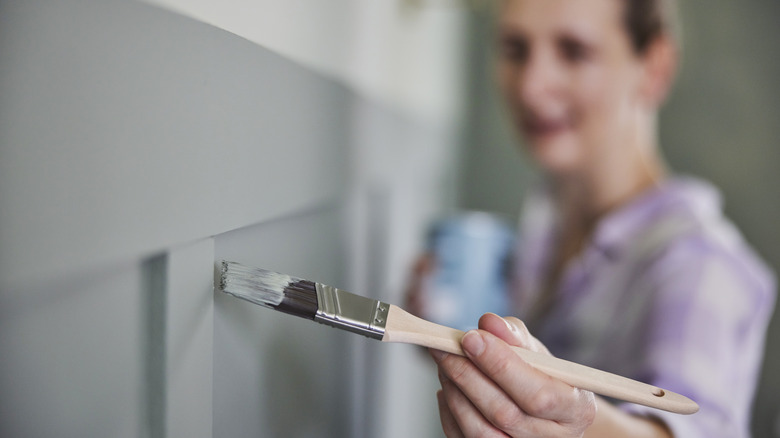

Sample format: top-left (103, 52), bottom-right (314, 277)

top-left (552, 116), bottom-right (666, 230)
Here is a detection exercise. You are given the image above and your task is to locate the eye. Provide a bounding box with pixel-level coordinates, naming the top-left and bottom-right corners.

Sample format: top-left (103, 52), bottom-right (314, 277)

top-left (499, 34), bottom-right (529, 64)
top-left (558, 36), bottom-right (591, 63)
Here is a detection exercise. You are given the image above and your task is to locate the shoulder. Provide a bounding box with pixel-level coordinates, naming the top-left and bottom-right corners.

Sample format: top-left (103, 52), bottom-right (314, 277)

top-left (638, 178), bottom-right (775, 314)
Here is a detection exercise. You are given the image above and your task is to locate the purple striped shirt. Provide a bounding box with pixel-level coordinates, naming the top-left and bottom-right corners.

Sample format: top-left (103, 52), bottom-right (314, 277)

top-left (511, 177), bottom-right (776, 437)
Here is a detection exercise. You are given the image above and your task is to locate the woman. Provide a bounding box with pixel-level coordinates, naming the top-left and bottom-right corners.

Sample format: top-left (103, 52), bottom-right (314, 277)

top-left (422, 0), bottom-right (776, 436)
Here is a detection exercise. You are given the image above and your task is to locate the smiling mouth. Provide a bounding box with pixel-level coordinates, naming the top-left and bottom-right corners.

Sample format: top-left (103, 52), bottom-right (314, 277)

top-left (522, 117), bottom-right (571, 138)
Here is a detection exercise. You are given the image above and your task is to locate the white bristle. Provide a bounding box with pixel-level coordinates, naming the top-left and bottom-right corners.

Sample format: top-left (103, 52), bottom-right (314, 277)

top-left (219, 261), bottom-right (293, 308)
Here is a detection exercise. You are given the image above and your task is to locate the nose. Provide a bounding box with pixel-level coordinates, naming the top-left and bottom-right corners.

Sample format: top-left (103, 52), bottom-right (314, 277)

top-left (511, 50), bottom-right (558, 110)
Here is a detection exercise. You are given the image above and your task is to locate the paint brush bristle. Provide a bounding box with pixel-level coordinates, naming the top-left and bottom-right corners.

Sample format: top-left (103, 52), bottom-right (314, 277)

top-left (219, 261), bottom-right (319, 320)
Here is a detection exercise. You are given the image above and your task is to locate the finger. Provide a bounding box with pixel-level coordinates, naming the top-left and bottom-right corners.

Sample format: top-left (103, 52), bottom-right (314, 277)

top-left (461, 329), bottom-right (595, 426)
top-left (438, 371), bottom-right (509, 438)
top-left (437, 390), bottom-right (466, 438)
top-left (477, 313), bottom-right (550, 355)
top-left (433, 348), bottom-right (534, 435)
top-left (502, 317), bottom-right (550, 355)
top-left (404, 253), bottom-right (436, 316)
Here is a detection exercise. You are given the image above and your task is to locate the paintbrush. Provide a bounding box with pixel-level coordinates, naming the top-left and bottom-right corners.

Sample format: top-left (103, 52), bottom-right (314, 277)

top-left (217, 260), bottom-right (698, 415)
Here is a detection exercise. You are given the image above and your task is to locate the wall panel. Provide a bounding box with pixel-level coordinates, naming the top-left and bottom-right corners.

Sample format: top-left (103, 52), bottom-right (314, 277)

top-left (0, 261), bottom-right (148, 437)
top-left (0, 0), bottom-right (348, 290)
top-left (214, 204), bottom-right (351, 437)
top-left (165, 239), bottom-right (215, 438)
top-left (0, 1), bottom-right (459, 436)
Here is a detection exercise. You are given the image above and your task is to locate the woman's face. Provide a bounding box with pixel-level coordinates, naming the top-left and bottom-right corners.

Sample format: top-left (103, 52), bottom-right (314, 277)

top-left (497, 0), bottom-right (649, 176)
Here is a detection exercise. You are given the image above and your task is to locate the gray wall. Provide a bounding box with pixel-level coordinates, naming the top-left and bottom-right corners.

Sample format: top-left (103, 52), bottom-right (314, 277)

top-left (0, 0), bottom-right (457, 436)
top-left (458, 3), bottom-right (780, 436)
top-left (0, 0), bottom-right (348, 435)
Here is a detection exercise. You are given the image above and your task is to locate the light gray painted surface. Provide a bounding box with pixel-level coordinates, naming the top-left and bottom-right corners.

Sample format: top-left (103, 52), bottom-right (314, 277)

top-left (0, 259), bottom-right (149, 437)
top-left (0, 0), bottom-right (353, 436)
top-left (0, 1), bottom-right (462, 436)
top-left (214, 205), bottom-right (351, 438)
top-left (165, 239), bottom-right (214, 437)
top-left (346, 97), bottom-right (458, 438)
top-left (0, 0), bottom-right (348, 290)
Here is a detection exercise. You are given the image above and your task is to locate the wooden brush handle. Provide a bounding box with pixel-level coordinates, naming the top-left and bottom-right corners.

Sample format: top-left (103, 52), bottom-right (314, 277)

top-left (382, 305), bottom-right (698, 415)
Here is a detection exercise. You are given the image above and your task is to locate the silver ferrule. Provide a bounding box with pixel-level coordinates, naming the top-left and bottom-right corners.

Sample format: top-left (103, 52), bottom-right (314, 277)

top-left (314, 283), bottom-right (389, 340)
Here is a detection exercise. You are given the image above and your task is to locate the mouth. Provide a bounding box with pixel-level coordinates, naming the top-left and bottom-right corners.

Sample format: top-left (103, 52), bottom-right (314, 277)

top-left (521, 116), bottom-right (572, 140)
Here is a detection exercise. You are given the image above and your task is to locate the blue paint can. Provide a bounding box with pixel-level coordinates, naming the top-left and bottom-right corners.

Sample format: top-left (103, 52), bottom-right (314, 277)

top-left (424, 212), bottom-right (515, 331)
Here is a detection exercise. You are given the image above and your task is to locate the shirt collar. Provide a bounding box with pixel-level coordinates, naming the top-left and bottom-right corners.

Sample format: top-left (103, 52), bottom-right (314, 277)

top-left (590, 176), bottom-right (722, 260)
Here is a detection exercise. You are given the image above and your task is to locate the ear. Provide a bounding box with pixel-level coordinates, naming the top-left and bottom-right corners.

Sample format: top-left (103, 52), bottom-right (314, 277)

top-left (639, 35), bottom-right (679, 108)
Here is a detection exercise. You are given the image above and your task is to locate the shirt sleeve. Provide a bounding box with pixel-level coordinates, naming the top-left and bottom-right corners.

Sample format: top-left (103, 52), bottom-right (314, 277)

top-left (620, 237), bottom-right (775, 438)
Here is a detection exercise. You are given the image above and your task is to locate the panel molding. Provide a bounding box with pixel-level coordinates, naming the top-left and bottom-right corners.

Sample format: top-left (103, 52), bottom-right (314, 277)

top-left (0, 0), bottom-right (349, 289)
top-left (164, 238), bottom-right (214, 438)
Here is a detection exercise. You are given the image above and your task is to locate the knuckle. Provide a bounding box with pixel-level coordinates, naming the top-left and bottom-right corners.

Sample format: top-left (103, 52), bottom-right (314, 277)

top-left (490, 404), bottom-right (525, 431)
top-left (484, 350), bottom-right (514, 377)
top-left (525, 386), bottom-right (558, 417)
top-left (442, 355), bottom-right (472, 383)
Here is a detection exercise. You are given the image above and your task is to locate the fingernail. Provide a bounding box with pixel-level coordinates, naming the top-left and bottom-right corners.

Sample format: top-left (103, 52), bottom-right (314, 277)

top-left (430, 349), bottom-right (448, 362)
top-left (462, 330), bottom-right (485, 357)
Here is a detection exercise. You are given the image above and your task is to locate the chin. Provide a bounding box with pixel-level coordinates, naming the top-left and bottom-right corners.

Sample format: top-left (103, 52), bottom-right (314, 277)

top-left (525, 136), bottom-right (584, 176)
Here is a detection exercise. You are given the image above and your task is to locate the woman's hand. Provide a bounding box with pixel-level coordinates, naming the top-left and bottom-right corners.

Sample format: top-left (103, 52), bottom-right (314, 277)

top-left (403, 253), bottom-right (436, 319)
top-left (431, 313), bottom-right (596, 437)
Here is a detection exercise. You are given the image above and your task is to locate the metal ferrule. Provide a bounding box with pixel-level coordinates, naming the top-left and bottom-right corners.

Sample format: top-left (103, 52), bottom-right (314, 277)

top-left (314, 283), bottom-right (389, 340)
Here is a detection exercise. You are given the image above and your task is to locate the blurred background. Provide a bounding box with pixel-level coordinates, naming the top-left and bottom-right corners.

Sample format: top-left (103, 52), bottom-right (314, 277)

top-left (1, 0), bottom-right (778, 436)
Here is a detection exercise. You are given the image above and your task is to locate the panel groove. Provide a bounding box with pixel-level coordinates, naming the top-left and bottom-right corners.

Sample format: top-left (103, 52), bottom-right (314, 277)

top-left (143, 253), bottom-right (168, 438)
